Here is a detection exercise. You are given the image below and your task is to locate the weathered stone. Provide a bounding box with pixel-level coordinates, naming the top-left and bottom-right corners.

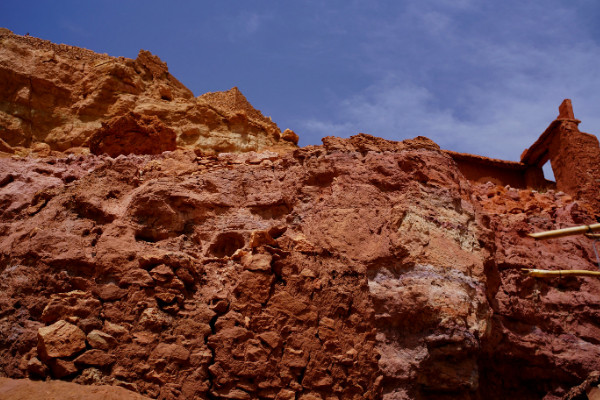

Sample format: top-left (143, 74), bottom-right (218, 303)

top-left (74, 350), bottom-right (115, 367)
top-left (103, 321), bottom-right (128, 337)
top-left (89, 112), bottom-right (177, 157)
top-left (93, 283), bottom-right (127, 301)
top-left (258, 331), bottom-right (281, 349)
top-left (275, 389), bottom-right (296, 400)
top-left (26, 357), bottom-right (48, 378)
top-left (49, 359), bottom-right (79, 378)
top-left (40, 290), bottom-right (101, 324)
top-left (86, 330), bottom-right (116, 350)
top-left (139, 308), bottom-right (172, 331)
top-left (151, 343), bottom-right (190, 363)
top-left (241, 253), bottom-right (272, 272)
top-left (149, 264), bottom-right (174, 282)
top-left (119, 269), bottom-right (154, 287)
top-left (37, 320), bottom-right (86, 360)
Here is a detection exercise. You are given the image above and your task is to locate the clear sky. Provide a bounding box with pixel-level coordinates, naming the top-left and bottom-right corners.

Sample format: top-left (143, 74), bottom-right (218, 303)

top-left (1, 0), bottom-right (599, 162)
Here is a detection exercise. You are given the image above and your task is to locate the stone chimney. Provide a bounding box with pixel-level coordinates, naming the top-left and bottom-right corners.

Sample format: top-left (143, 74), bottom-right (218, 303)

top-left (521, 99), bottom-right (600, 216)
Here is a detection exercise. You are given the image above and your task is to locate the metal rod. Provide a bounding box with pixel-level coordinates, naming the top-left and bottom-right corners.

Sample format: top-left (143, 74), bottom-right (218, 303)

top-left (522, 269), bottom-right (600, 278)
top-left (528, 223), bottom-right (600, 240)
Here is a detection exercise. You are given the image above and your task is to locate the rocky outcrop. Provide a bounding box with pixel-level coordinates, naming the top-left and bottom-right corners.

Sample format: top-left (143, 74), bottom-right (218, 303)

top-left (0, 29), bottom-right (297, 155)
top-left (1, 31), bottom-right (600, 400)
top-left (1, 132), bottom-right (599, 399)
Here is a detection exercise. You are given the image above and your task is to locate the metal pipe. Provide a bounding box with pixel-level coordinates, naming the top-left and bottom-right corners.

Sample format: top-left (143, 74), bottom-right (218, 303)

top-left (528, 223), bottom-right (600, 240)
top-left (522, 269), bottom-right (600, 278)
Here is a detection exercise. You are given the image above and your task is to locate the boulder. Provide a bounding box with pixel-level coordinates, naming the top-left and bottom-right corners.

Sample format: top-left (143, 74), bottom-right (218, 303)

top-left (37, 320), bottom-right (86, 360)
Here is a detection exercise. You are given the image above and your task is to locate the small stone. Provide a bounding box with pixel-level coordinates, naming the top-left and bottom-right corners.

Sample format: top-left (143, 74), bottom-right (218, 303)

top-left (151, 343), bottom-right (190, 363)
top-left (249, 230), bottom-right (276, 248)
top-left (50, 358), bottom-right (79, 378)
top-left (139, 307), bottom-right (172, 331)
top-left (27, 357), bottom-right (48, 378)
top-left (78, 318), bottom-right (103, 334)
top-left (87, 330), bottom-right (116, 350)
top-left (258, 331), bottom-right (281, 349)
top-left (300, 269), bottom-right (317, 278)
top-left (150, 264), bottom-right (174, 282)
top-left (242, 253), bottom-right (272, 272)
top-left (41, 290), bottom-right (101, 324)
top-left (31, 142), bottom-right (51, 157)
top-left (119, 268), bottom-right (154, 287)
top-left (103, 321), bottom-right (128, 337)
top-left (175, 267), bottom-right (195, 285)
top-left (74, 367), bottom-right (109, 385)
top-left (209, 298), bottom-right (229, 314)
top-left (74, 349), bottom-right (115, 367)
top-left (276, 389), bottom-right (296, 400)
top-left (156, 291), bottom-right (177, 304)
top-left (281, 129), bottom-right (299, 145)
top-left (37, 320), bottom-right (86, 360)
top-left (93, 283), bottom-right (127, 301)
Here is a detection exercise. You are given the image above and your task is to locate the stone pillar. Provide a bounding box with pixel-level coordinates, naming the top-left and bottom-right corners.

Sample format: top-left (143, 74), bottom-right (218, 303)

top-left (548, 101), bottom-right (600, 215)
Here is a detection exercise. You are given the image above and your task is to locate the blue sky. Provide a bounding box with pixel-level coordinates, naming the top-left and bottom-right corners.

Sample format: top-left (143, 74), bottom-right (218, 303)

top-left (1, 0), bottom-right (599, 163)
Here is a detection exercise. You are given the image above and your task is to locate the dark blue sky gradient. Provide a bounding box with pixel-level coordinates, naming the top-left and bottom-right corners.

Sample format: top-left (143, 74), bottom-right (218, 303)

top-left (1, 0), bottom-right (599, 163)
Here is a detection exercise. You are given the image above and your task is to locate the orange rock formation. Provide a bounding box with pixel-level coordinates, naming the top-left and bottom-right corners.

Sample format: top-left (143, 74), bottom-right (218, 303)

top-left (0, 29), bottom-right (296, 155)
top-left (1, 30), bottom-right (600, 400)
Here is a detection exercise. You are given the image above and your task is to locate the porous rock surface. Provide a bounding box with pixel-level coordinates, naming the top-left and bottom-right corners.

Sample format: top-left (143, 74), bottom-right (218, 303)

top-left (1, 31), bottom-right (600, 400)
top-left (0, 132), bottom-right (599, 399)
top-left (0, 29), bottom-right (296, 155)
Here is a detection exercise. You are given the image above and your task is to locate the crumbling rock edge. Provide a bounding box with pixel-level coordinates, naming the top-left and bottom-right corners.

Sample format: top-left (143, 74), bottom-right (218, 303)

top-left (0, 29), bottom-right (297, 157)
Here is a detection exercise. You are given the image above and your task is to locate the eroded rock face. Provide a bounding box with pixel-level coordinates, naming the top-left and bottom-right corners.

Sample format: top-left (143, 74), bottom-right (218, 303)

top-left (475, 184), bottom-right (600, 399)
top-left (0, 30), bottom-right (296, 155)
top-left (89, 112), bottom-right (177, 157)
top-left (0, 27), bottom-right (599, 400)
top-left (1, 133), bottom-right (599, 399)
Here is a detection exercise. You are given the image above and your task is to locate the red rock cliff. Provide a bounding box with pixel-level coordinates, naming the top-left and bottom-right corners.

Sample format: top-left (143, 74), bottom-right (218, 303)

top-left (1, 31), bottom-right (600, 400)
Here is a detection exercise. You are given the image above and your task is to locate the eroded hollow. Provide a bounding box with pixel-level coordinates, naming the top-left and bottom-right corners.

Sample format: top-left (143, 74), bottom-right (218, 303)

top-left (208, 232), bottom-right (245, 258)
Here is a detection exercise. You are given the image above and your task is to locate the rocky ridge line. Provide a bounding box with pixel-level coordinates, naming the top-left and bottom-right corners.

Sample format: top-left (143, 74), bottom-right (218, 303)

top-left (0, 28), bottom-right (297, 157)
